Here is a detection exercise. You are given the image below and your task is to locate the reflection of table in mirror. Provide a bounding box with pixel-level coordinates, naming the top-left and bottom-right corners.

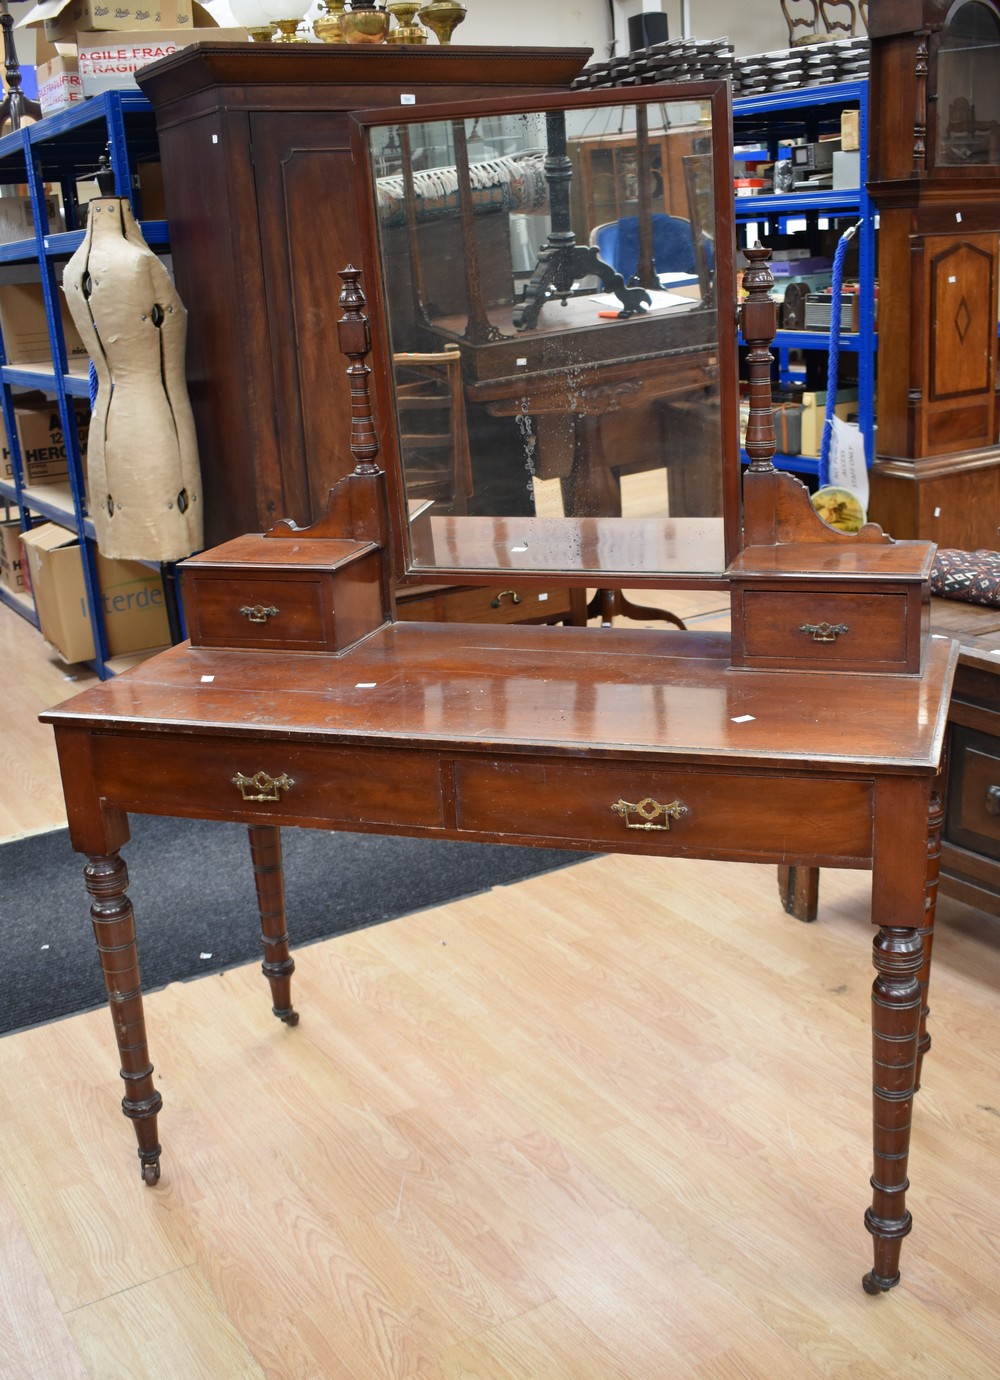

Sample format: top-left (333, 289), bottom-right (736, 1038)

top-left (425, 289), bottom-right (721, 521)
top-left (408, 511), bottom-right (726, 576)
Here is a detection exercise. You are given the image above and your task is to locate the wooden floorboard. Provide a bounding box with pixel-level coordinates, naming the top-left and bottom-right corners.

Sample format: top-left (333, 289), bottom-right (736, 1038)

top-left (2, 600), bottom-right (1000, 1378)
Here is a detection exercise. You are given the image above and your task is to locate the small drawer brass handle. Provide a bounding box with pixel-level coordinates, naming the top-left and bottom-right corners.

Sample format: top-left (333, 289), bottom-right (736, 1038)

top-left (611, 797), bottom-right (689, 831)
top-left (232, 771), bottom-right (294, 802)
top-left (491, 590), bottom-right (522, 608)
top-left (240, 604), bottom-right (280, 624)
top-left (986, 785), bottom-right (1000, 817)
top-left (799, 621), bottom-right (849, 643)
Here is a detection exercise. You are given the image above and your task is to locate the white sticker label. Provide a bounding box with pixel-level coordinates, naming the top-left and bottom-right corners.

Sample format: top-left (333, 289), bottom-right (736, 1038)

top-left (731, 714), bottom-right (756, 723)
top-left (538, 592), bottom-right (549, 601)
top-left (400, 93), bottom-right (416, 105)
top-left (516, 357), bottom-right (528, 366)
top-left (200, 675), bottom-right (215, 683)
top-left (934, 507), bottom-right (941, 517)
top-left (212, 134), bottom-right (219, 144)
top-left (356, 682), bottom-right (377, 688)
top-left (511, 545), bottom-right (529, 553)
top-left (956, 211), bottom-right (963, 222)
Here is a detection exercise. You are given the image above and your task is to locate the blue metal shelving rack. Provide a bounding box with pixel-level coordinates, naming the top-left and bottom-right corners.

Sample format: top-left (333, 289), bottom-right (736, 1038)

top-left (0, 91), bottom-right (168, 676)
top-left (733, 80), bottom-right (876, 480)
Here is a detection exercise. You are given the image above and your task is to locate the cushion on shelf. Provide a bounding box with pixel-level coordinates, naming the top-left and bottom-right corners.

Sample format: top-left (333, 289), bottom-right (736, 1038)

top-left (930, 549), bottom-right (1000, 608)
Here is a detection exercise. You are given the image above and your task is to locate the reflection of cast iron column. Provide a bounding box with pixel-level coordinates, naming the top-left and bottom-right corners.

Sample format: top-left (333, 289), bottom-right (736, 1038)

top-left (513, 110), bottom-right (651, 331)
top-left (635, 105), bottom-right (658, 290)
top-left (453, 119), bottom-right (505, 344)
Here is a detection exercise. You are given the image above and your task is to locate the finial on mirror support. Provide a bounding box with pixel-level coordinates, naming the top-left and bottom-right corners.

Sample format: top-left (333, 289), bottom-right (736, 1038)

top-left (337, 266), bottom-right (381, 476)
top-left (740, 243), bottom-right (778, 474)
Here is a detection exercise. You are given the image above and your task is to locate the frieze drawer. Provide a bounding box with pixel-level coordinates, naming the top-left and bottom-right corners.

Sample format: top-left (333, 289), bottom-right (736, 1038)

top-left (454, 758), bottom-right (874, 864)
top-left (733, 589), bottom-right (921, 672)
top-left (91, 734), bottom-right (446, 831)
top-left (395, 583), bottom-right (574, 625)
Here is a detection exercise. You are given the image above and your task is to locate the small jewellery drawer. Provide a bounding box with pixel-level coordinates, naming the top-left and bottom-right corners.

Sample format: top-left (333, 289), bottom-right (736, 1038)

top-left (945, 725), bottom-right (1000, 862)
top-left (94, 734), bottom-right (446, 831)
top-left (185, 572), bottom-right (337, 650)
top-left (454, 758), bottom-right (873, 864)
top-left (182, 534), bottom-right (386, 654)
top-left (734, 589), bottom-right (918, 672)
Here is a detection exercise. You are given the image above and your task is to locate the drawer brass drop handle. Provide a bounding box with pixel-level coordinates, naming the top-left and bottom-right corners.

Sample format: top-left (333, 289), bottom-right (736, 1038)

top-left (986, 785), bottom-right (1000, 817)
top-left (240, 604), bottom-right (280, 624)
top-left (491, 590), bottom-right (522, 608)
top-left (611, 797), bottom-right (689, 831)
top-left (799, 621), bottom-right (849, 643)
top-left (232, 771), bottom-right (294, 802)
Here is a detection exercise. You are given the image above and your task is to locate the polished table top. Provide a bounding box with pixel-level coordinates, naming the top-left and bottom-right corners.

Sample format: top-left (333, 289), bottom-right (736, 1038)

top-left (46, 622), bottom-right (955, 776)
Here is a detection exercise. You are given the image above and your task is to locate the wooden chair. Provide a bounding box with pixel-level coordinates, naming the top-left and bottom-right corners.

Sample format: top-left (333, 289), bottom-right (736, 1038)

top-left (780, 0), bottom-right (821, 45)
top-left (819, 0), bottom-right (859, 38)
top-left (393, 345), bottom-right (473, 516)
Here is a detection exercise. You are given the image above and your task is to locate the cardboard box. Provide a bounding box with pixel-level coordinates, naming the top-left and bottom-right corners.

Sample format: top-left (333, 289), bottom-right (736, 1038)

top-left (28, 0), bottom-right (189, 44)
top-left (800, 390), bottom-right (860, 459)
top-left (841, 109), bottom-right (860, 152)
top-left (1, 398), bottom-right (90, 485)
top-left (0, 279), bottom-right (88, 370)
top-left (77, 27), bottom-right (248, 94)
top-left (19, 522), bottom-right (171, 663)
top-left (0, 194), bottom-right (57, 245)
top-left (0, 518), bottom-right (27, 594)
top-left (36, 53), bottom-right (83, 115)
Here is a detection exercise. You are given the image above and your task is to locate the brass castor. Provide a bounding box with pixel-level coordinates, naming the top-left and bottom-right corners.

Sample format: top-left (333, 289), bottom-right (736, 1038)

top-left (140, 1157), bottom-right (161, 1186)
top-left (274, 1006), bottom-right (300, 1026)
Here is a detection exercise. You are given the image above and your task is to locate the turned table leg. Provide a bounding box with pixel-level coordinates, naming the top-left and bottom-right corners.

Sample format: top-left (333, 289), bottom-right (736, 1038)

top-left (247, 825), bottom-right (299, 1026)
top-left (84, 852), bottom-right (162, 1186)
top-left (863, 922), bottom-right (923, 1294)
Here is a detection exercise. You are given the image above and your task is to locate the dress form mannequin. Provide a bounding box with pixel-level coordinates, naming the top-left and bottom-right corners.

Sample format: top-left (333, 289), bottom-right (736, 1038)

top-left (64, 197), bottom-right (203, 561)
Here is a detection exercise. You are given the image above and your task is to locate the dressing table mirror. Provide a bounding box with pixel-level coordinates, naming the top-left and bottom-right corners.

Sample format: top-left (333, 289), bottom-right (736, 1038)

top-left (41, 76), bottom-right (959, 1298)
top-left (351, 84), bottom-right (739, 589)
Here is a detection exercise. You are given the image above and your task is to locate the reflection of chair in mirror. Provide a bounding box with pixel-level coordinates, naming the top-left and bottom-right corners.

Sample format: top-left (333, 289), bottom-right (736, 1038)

top-left (819, 1), bottom-right (860, 37)
top-left (780, 0), bottom-right (820, 44)
top-left (589, 214), bottom-right (699, 286)
top-left (393, 346), bottom-right (473, 516)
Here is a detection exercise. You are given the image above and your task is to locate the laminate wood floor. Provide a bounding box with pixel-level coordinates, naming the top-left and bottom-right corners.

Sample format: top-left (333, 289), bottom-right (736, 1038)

top-left (2, 601), bottom-right (999, 1380)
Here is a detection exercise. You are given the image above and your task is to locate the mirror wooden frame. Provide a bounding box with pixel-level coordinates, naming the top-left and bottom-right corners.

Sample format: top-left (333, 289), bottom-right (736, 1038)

top-left (348, 81), bottom-right (741, 594)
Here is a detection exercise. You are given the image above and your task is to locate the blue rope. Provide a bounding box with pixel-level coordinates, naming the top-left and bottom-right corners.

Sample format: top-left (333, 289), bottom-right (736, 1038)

top-left (88, 359), bottom-right (98, 411)
top-left (819, 220), bottom-right (862, 488)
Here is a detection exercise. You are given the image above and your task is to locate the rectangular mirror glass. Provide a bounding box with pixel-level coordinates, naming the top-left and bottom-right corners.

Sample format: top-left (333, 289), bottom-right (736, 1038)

top-left (352, 83), bottom-right (739, 583)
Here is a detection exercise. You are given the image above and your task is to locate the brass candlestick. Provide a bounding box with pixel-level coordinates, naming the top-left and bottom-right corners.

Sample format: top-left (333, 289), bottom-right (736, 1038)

top-left (313, 0), bottom-right (347, 41)
top-left (417, 0), bottom-right (466, 42)
top-left (387, 0), bottom-right (427, 42)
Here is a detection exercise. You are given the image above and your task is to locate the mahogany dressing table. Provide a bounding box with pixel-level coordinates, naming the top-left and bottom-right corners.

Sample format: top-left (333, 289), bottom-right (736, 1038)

top-left (42, 82), bottom-right (956, 1296)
